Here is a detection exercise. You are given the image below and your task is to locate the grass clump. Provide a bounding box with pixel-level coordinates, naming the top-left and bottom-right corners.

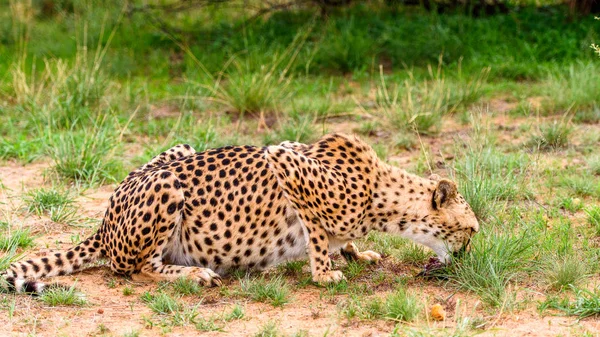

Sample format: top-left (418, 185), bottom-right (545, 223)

top-left (0, 239), bottom-right (21, 270)
top-left (271, 112), bottom-right (317, 145)
top-left (585, 206), bottom-right (600, 236)
top-left (376, 65), bottom-right (488, 134)
top-left (542, 286), bottom-right (600, 319)
top-left (543, 255), bottom-right (589, 291)
top-left (439, 226), bottom-right (534, 307)
top-left (382, 288), bottom-right (422, 322)
top-left (196, 28), bottom-right (310, 118)
top-left (543, 62), bottom-right (600, 114)
top-left (528, 117), bottom-right (574, 151)
top-left (558, 174), bottom-right (600, 198)
top-left (11, 50), bottom-right (111, 131)
top-left (224, 304), bottom-right (245, 321)
top-left (200, 57), bottom-right (292, 117)
top-left (46, 125), bottom-right (125, 185)
top-left (0, 228), bottom-right (35, 251)
top-left (453, 145), bottom-right (530, 221)
top-left (339, 287), bottom-right (421, 322)
top-left (25, 187), bottom-right (77, 222)
top-left (171, 277), bottom-right (203, 296)
top-left (254, 321), bottom-right (280, 337)
top-left (0, 130), bottom-right (42, 163)
top-left (122, 331), bottom-right (140, 337)
top-left (556, 196), bottom-right (584, 213)
top-left (239, 275), bottom-right (290, 307)
top-left (587, 155), bottom-right (600, 175)
top-left (276, 260), bottom-right (306, 277)
top-left (363, 231), bottom-right (406, 256)
top-left (395, 243), bottom-right (432, 266)
top-left (122, 285), bottom-right (134, 296)
top-left (39, 285), bottom-right (86, 306)
top-left (141, 291), bottom-right (181, 315)
top-left (343, 261), bottom-right (366, 280)
top-left (194, 317), bottom-right (223, 332)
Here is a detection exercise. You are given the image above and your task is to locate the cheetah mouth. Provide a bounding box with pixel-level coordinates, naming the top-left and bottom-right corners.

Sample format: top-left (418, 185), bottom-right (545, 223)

top-left (416, 257), bottom-right (446, 279)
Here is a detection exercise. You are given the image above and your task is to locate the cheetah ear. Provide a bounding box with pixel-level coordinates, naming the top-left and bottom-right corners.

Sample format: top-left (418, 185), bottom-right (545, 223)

top-left (432, 179), bottom-right (457, 210)
top-left (428, 174), bottom-right (441, 181)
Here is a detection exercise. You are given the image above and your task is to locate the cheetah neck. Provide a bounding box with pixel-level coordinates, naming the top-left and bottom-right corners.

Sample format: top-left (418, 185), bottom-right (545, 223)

top-left (368, 165), bottom-right (440, 240)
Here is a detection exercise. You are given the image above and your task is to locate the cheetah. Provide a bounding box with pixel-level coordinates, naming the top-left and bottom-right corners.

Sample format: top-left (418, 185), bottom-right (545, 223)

top-left (2, 133), bottom-right (479, 293)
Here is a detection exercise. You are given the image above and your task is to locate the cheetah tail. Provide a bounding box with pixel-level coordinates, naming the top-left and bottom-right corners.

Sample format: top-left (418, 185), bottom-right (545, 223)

top-left (1, 232), bottom-right (104, 294)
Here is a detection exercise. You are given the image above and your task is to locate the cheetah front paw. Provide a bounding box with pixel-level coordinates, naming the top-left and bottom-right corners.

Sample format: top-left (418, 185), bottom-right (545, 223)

top-left (192, 268), bottom-right (222, 287)
top-left (356, 250), bottom-right (382, 264)
top-left (312, 270), bottom-right (345, 284)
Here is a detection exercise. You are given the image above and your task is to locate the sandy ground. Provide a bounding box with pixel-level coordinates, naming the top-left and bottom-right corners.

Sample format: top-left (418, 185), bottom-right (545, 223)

top-left (1, 110), bottom-right (600, 337)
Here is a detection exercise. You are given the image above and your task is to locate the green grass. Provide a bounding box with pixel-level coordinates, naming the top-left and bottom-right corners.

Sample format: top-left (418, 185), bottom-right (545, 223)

top-left (453, 143), bottom-right (531, 221)
top-left (39, 285), bottom-right (87, 306)
top-left (46, 125), bottom-right (125, 185)
top-left (25, 187), bottom-right (78, 223)
top-left (557, 174), bottom-right (600, 198)
top-left (585, 206), bottom-right (600, 236)
top-left (141, 291), bottom-right (181, 315)
top-left (239, 275), bottom-right (291, 307)
top-left (194, 317), bottom-right (223, 332)
top-left (374, 65), bottom-right (488, 134)
top-left (342, 260), bottom-right (366, 280)
top-left (528, 117), bottom-right (574, 151)
top-left (170, 277), bottom-right (203, 296)
top-left (556, 196), bottom-right (584, 213)
top-left (276, 260), bottom-right (307, 277)
top-left (254, 321), bottom-right (280, 337)
top-left (193, 27), bottom-right (311, 118)
top-left (363, 232), bottom-right (407, 256)
top-left (339, 287), bottom-right (421, 322)
top-left (25, 188), bottom-right (75, 214)
top-left (0, 130), bottom-right (42, 162)
top-left (0, 228), bottom-right (35, 251)
top-left (543, 62), bottom-right (600, 114)
top-left (122, 285), bottom-right (135, 296)
top-left (541, 286), bottom-right (600, 319)
top-left (361, 232), bottom-right (432, 266)
top-left (438, 224), bottom-right (535, 307)
top-left (0, 238), bottom-right (21, 270)
top-left (122, 331), bottom-right (140, 337)
top-left (395, 243), bottom-right (432, 266)
top-left (271, 112), bottom-right (318, 144)
top-left (224, 304), bottom-right (245, 321)
top-left (384, 291), bottom-right (421, 322)
top-left (542, 254), bottom-right (589, 291)
top-left (587, 155), bottom-right (600, 176)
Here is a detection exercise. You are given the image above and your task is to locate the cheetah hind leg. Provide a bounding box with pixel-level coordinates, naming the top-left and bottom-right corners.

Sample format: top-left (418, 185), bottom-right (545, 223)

top-left (119, 170), bottom-right (221, 287)
top-left (340, 242), bottom-right (382, 264)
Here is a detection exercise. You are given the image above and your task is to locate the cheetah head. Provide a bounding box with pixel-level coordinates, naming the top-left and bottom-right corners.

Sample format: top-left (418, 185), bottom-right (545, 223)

top-left (397, 175), bottom-right (479, 263)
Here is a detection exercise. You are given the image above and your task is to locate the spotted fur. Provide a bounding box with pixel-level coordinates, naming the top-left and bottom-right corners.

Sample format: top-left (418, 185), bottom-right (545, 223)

top-left (1, 134), bottom-right (479, 292)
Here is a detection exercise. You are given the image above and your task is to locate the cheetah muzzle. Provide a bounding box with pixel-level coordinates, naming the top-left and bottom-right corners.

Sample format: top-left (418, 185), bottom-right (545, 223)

top-left (2, 134), bottom-right (479, 293)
